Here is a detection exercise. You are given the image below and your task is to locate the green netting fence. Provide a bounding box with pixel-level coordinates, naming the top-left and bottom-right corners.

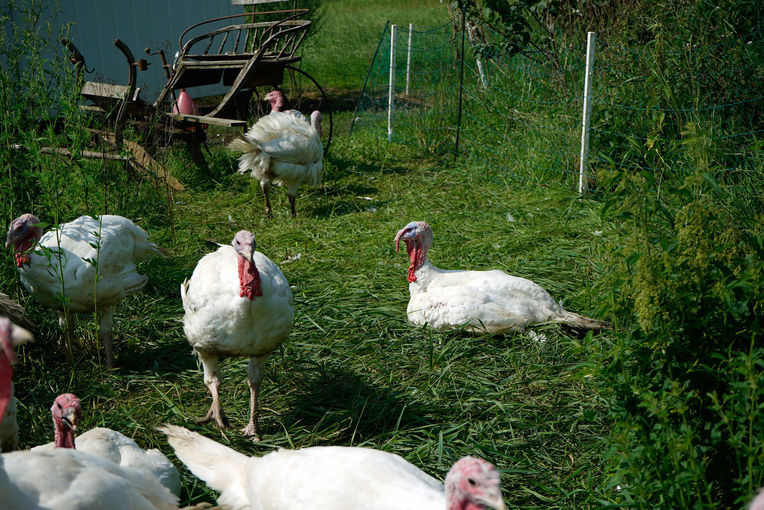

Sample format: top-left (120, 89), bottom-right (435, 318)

top-left (351, 17), bottom-right (763, 198)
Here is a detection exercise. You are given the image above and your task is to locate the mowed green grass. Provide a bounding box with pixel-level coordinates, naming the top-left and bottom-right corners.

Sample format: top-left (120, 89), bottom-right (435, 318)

top-left (302, 0), bottom-right (448, 92)
top-left (10, 2), bottom-right (614, 508)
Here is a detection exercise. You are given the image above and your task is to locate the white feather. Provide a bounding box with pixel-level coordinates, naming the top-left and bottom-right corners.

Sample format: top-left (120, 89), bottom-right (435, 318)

top-left (161, 425), bottom-right (446, 510)
top-left (0, 448), bottom-right (177, 510)
top-left (181, 245), bottom-right (293, 357)
top-left (230, 110), bottom-right (323, 214)
top-left (18, 215), bottom-right (163, 313)
top-left (32, 427), bottom-right (181, 496)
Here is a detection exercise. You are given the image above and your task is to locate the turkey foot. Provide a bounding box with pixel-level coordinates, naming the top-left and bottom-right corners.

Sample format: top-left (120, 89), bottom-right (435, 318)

top-left (242, 421), bottom-right (259, 442)
top-left (198, 405), bottom-right (230, 429)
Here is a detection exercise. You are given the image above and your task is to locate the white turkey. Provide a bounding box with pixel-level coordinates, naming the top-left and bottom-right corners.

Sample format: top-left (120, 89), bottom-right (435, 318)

top-left (5, 213), bottom-right (166, 367)
top-left (750, 488), bottom-right (764, 510)
top-left (229, 90), bottom-right (323, 217)
top-left (181, 230), bottom-right (293, 440)
top-left (394, 221), bottom-right (610, 334)
top-left (161, 424), bottom-right (505, 510)
top-left (32, 393), bottom-right (181, 496)
top-left (0, 317), bottom-right (33, 452)
top-left (0, 320), bottom-right (177, 509)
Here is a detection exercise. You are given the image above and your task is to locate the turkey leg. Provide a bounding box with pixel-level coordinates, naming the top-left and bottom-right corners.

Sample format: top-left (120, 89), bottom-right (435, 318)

top-left (261, 180), bottom-right (273, 218)
top-left (97, 306), bottom-right (114, 368)
top-left (58, 310), bottom-right (76, 349)
top-left (242, 355), bottom-right (267, 440)
top-left (288, 194), bottom-right (296, 218)
top-left (197, 352), bottom-right (229, 429)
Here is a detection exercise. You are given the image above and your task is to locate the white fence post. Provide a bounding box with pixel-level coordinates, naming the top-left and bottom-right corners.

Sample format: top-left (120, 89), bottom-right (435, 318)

top-left (579, 31), bottom-right (596, 195)
top-left (405, 23), bottom-right (413, 95)
top-left (388, 24), bottom-right (397, 142)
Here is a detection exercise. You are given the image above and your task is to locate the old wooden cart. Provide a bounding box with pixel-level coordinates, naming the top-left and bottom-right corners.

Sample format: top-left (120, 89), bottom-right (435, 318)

top-left (65, 1), bottom-right (332, 177)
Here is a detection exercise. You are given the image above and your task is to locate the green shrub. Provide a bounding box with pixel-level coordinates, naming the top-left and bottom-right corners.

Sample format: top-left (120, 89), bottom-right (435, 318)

top-left (594, 154), bottom-right (763, 507)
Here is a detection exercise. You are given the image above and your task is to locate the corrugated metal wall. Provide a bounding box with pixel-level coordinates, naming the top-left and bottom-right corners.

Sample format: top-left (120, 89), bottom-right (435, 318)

top-left (58, 0), bottom-right (238, 99)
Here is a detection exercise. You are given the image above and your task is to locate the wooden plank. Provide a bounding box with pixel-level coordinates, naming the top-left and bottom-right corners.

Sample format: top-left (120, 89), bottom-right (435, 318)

top-left (79, 105), bottom-right (106, 113)
top-left (166, 113), bottom-right (247, 128)
top-left (178, 59), bottom-right (252, 68)
top-left (232, 0), bottom-right (289, 4)
top-left (12, 141), bottom-right (183, 192)
top-left (82, 81), bottom-right (141, 101)
top-left (123, 140), bottom-right (185, 191)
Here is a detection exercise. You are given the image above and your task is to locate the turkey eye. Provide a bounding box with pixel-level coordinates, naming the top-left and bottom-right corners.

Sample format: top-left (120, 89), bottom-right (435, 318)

top-left (467, 478), bottom-right (476, 486)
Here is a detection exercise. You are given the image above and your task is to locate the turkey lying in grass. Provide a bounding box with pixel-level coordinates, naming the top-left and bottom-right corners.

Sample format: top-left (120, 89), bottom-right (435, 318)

top-left (161, 424), bottom-right (505, 510)
top-left (394, 221), bottom-right (611, 334)
top-left (32, 393), bottom-right (181, 496)
top-left (0, 318), bottom-right (33, 452)
top-left (0, 319), bottom-right (177, 510)
top-left (181, 230), bottom-right (293, 440)
top-left (5, 213), bottom-right (166, 368)
top-left (229, 90), bottom-right (323, 218)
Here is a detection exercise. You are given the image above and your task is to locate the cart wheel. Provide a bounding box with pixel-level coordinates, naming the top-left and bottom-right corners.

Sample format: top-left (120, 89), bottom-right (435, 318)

top-left (247, 65), bottom-right (333, 154)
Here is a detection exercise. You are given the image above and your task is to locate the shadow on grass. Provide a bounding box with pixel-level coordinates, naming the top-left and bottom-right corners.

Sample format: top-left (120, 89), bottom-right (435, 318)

top-left (326, 151), bottom-right (413, 180)
top-left (279, 364), bottom-right (439, 443)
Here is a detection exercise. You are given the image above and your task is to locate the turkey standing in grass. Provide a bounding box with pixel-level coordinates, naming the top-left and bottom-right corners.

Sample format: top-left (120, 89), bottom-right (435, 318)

top-left (229, 90), bottom-right (323, 217)
top-left (5, 213), bottom-right (166, 367)
top-left (0, 321), bottom-right (177, 509)
top-left (32, 393), bottom-right (181, 496)
top-left (0, 318), bottom-right (33, 452)
top-left (394, 221), bottom-right (610, 334)
top-left (181, 230), bottom-right (293, 440)
top-left (161, 424), bottom-right (505, 510)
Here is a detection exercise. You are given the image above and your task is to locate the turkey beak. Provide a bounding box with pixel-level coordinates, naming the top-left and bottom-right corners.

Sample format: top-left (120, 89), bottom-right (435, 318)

top-left (62, 406), bottom-right (78, 432)
top-left (477, 487), bottom-right (505, 510)
top-left (11, 325), bottom-right (34, 347)
top-left (247, 243), bottom-right (256, 263)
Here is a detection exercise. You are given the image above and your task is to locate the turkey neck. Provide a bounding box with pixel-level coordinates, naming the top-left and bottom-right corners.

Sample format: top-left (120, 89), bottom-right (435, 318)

top-left (53, 415), bottom-right (76, 449)
top-left (448, 502), bottom-right (488, 510)
top-left (0, 355), bottom-right (11, 421)
top-left (404, 240), bottom-right (429, 283)
top-left (238, 256), bottom-right (262, 300)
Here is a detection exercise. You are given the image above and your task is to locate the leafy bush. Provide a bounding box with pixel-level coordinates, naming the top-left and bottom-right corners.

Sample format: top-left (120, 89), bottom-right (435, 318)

top-left (594, 156), bottom-right (763, 507)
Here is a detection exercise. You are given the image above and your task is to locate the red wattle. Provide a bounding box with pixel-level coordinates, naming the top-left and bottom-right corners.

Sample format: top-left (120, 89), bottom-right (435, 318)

top-left (406, 242), bottom-right (420, 283)
top-left (238, 257), bottom-right (262, 300)
top-left (14, 237), bottom-right (35, 267)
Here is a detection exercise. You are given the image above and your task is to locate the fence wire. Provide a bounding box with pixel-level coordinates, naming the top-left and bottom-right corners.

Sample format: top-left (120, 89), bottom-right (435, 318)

top-left (351, 17), bottom-right (763, 195)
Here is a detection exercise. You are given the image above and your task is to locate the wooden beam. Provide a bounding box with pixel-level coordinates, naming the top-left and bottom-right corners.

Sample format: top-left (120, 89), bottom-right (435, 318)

top-left (166, 112), bottom-right (247, 128)
top-left (10, 142), bottom-right (184, 192)
top-left (95, 132), bottom-right (185, 191)
top-left (232, 0), bottom-right (289, 4)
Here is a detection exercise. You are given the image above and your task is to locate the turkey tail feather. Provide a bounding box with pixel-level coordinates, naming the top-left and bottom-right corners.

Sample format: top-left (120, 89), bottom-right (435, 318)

top-left (159, 425), bottom-right (249, 500)
top-left (557, 312), bottom-right (612, 331)
top-left (149, 243), bottom-right (168, 257)
top-left (229, 135), bottom-right (270, 177)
